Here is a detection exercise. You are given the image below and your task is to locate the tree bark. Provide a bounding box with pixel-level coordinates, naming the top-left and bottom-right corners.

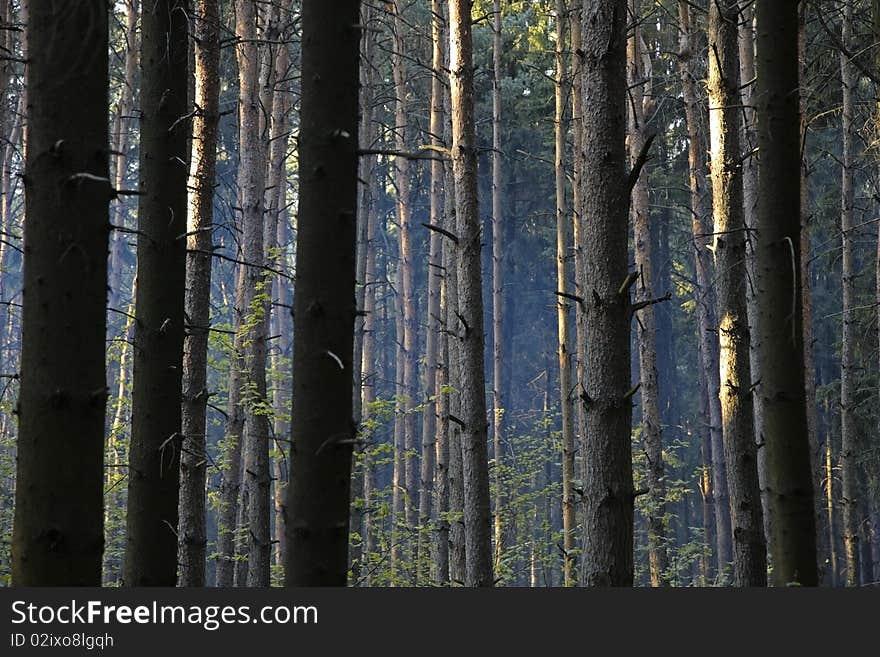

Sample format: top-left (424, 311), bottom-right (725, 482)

top-left (577, 0), bottom-right (634, 587)
top-left (754, 0), bottom-right (818, 587)
top-left (124, 0), bottom-right (189, 587)
top-left (449, 0), bottom-right (493, 587)
top-left (178, 0), bottom-right (220, 589)
top-left (627, 0), bottom-right (668, 586)
top-left (707, 0), bottom-right (766, 586)
top-left (839, 0), bottom-right (860, 587)
top-left (12, 0), bottom-right (109, 586)
top-left (285, 0), bottom-right (359, 587)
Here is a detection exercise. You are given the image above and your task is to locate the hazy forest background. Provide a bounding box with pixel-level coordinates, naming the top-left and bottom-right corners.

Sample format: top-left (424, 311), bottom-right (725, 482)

top-left (1, 0), bottom-right (879, 588)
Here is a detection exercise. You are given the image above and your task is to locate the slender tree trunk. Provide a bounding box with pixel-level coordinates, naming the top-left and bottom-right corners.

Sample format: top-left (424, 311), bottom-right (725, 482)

top-left (825, 407), bottom-right (838, 586)
top-left (12, 0), bottom-right (109, 586)
top-left (449, 0), bottom-right (493, 587)
top-left (490, 0), bottom-right (506, 578)
top-left (697, 349), bottom-right (717, 585)
top-left (677, 0), bottom-right (732, 580)
top-left (178, 0), bottom-right (220, 589)
top-left (627, 0), bottom-right (668, 586)
top-left (754, 0), bottom-right (818, 587)
top-left (555, 0), bottom-right (576, 587)
top-left (577, 0), bottom-right (634, 587)
top-left (737, 0), bottom-right (771, 550)
top-left (707, 0), bottom-right (766, 586)
top-left (391, 0), bottom-right (419, 536)
top-left (285, 0), bottom-right (359, 587)
top-left (839, 0), bottom-right (860, 587)
top-left (124, 0), bottom-right (189, 587)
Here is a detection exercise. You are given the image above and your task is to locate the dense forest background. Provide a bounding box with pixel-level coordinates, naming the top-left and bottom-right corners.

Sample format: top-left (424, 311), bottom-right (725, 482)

top-left (0, 0), bottom-right (879, 587)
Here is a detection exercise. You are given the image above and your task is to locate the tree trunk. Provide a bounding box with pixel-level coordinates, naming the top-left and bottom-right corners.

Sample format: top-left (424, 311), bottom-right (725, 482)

top-left (449, 0), bottom-right (493, 587)
top-left (577, 0), bottom-right (633, 587)
top-left (677, 0), bottom-right (732, 580)
top-left (839, 0), bottom-right (860, 588)
top-left (12, 0), bottom-right (109, 586)
top-left (285, 0), bottom-right (359, 587)
top-left (124, 0), bottom-right (189, 587)
top-left (178, 0), bottom-right (220, 589)
top-left (754, 0), bottom-right (818, 587)
top-left (627, 0), bottom-right (668, 586)
top-left (554, 0), bottom-right (576, 588)
top-left (707, 0), bottom-right (766, 586)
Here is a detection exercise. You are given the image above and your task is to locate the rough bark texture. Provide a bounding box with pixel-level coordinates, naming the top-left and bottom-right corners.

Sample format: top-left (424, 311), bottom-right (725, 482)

top-left (755, 0), bottom-right (818, 587)
top-left (707, 0), bottom-right (766, 586)
top-left (577, 0), bottom-right (634, 587)
top-left (449, 0), bottom-right (493, 588)
top-left (124, 0), bottom-right (189, 587)
top-left (839, 0), bottom-right (860, 587)
top-left (554, 0), bottom-right (576, 588)
top-left (178, 0), bottom-right (220, 589)
top-left (677, 0), bottom-right (732, 579)
top-left (285, 0), bottom-right (359, 587)
top-left (12, 0), bottom-right (109, 586)
top-left (627, 1), bottom-right (668, 586)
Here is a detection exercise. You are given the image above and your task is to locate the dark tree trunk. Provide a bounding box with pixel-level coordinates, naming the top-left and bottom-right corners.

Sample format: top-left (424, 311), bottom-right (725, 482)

top-left (124, 0), bottom-right (190, 587)
top-left (12, 0), bottom-right (109, 586)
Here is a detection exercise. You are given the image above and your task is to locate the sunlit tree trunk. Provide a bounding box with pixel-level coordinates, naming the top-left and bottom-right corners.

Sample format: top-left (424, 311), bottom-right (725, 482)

top-left (178, 0), bottom-right (220, 589)
top-left (677, 0), bottom-right (732, 580)
top-left (627, 0), bottom-right (668, 586)
top-left (449, 0), bottom-right (493, 587)
top-left (577, 0), bottom-right (633, 587)
top-left (124, 0), bottom-right (189, 587)
top-left (755, 0), bottom-right (818, 587)
top-left (554, 0), bottom-right (576, 587)
top-left (285, 0), bottom-right (359, 587)
top-left (707, 0), bottom-right (766, 586)
top-left (12, 0), bottom-right (109, 586)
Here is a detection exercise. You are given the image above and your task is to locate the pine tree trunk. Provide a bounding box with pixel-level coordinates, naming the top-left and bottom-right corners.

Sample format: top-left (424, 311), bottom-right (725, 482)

top-left (707, 0), bottom-right (766, 586)
top-left (490, 0), bottom-right (506, 578)
top-left (839, 0), bottom-right (860, 587)
top-left (285, 0), bottom-right (359, 587)
top-left (178, 0), bottom-right (220, 589)
top-left (554, 0), bottom-right (576, 588)
top-left (577, 0), bottom-right (634, 587)
top-left (124, 0), bottom-right (189, 587)
top-left (12, 0), bottom-right (109, 586)
top-left (627, 0), bottom-right (668, 586)
top-left (677, 0), bottom-right (732, 579)
top-left (755, 0), bottom-right (818, 586)
top-left (449, 0), bottom-right (493, 587)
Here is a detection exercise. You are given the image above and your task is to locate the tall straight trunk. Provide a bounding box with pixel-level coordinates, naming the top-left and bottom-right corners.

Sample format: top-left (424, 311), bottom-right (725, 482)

top-left (391, 0), bottom-right (419, 533)
top-left (390, 290), bottom-right (405, 581)
top-left (124, 0), bottom-right (189, 587)
top-left (12, 0), bottom-right (109, 586)
top-left (490, 0), bottom-right (506, 576)
top-left (449, 0), bottom-right (493, 587)
top-left (677, 0), bottom-right (732, 579)
top-left (707, 0), bottom-right (766, 587)
top-left (234, 0), bottom-right (272, 587)
top-left (825, 409), bottom-right (838, 586)
top-left (555, 0), bottom-right (576, 587)
top-left (754, 0), bottom-right (818, 587)
top-left (577, 0), bottom-right (633, 587)
top-left (108, 0), bottom-right (139, 313)
top-left (570, 4), bottom-right (586, 496)
top-left (737, 0), bottom-right (771, 547)
top-left (417, 0), bottom-right (446, 584)
top-left (178, 0), bottom-right (220, 589)
top-left (285, 0), bottom-right (359, 587)
top-left (839, 0), bottom-right (860, 587)
top-left (627, 0), bottom-right (668, 586)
